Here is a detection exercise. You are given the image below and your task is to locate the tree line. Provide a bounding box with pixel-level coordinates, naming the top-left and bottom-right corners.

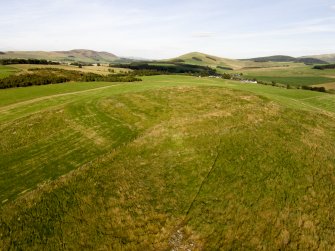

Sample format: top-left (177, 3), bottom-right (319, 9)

top-left (110, 62), bottom-right (218, 76)
top-left (313, 64), bottom-right (335, 70)
top-left (0, 59), bottom-right (60, 65)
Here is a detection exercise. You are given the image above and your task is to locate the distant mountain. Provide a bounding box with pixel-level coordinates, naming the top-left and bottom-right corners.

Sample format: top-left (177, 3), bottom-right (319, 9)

top-left (0, 49), bottom-right (119, 63)
top-left (246, 55), bottom-right (329, 65)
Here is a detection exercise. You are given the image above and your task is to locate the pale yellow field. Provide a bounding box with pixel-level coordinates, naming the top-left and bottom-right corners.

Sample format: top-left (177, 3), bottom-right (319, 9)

top-left (314, 82), bottom-right (335, 90)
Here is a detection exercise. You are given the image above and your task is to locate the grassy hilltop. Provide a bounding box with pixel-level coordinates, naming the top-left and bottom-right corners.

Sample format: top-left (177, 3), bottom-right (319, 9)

top-left (0, 71), bottom-right (335, 249)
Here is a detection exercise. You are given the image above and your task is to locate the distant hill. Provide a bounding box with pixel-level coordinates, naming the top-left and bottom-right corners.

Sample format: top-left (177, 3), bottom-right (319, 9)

top-left (0, 49), bottom-right (119, 63)
top-left (171, 52), bottom-right (239, 68)
top-left (247, 55), bottom-right (296, 62)
top-left (2, 49), bottom-right (333, 67)
top-left (300, 54), bottom-right (335, 63)
top-left (171, 52), bottom-right (287, 70)
top-left (295, 57), bottom-right (328, 65)
top-left (247, 55), bottom-right (328, 64)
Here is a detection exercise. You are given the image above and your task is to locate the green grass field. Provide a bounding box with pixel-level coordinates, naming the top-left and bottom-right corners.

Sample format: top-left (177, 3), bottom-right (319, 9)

top-left (1, 75), bottom-right (335, 250)
top-left (248, 76), bottom-right (333, 86)
top-left (0, 65), bottom-right (20, 79)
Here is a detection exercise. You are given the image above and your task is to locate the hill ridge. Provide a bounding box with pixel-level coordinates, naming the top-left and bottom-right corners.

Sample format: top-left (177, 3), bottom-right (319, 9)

top-left (0, 49), bottom-right (119, 63)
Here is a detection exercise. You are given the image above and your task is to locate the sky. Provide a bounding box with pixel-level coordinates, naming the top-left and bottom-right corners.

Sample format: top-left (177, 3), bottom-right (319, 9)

top-left (0, 0), bottom-right (335, 59)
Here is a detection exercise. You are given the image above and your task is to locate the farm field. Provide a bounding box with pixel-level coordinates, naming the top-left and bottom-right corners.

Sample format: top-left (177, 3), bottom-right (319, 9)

top-left (235, 64), bottom-right (335, 89)
top-left (1, 75), bottom-right (335, 250)
top-left (0, 63), bottom-right (128, 77)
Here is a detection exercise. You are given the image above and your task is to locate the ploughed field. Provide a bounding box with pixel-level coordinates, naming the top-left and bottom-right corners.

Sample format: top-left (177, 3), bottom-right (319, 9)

top-left (0, 75), bottom-right (334, 250)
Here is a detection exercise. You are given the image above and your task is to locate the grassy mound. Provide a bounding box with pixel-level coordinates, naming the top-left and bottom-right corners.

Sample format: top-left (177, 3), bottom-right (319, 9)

top-left (0, 76), bottom-right (335, 249)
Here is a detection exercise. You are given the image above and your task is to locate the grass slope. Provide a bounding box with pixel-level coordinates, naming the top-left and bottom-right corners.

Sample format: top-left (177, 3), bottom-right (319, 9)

top-left (0, 76), bottom-right (335, 250)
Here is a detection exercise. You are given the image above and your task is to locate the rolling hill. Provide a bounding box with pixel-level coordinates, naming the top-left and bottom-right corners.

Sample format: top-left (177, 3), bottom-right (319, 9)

top-left (0, 49), bottom-right (119, 63)
top-left (170, 52), bottom-right (290, 70)
top-left (1, 50), bottom-right (333, 68)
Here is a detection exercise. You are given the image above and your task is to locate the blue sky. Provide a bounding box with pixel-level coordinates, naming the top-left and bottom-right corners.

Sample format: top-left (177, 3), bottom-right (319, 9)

top-left (0, 0), bottom-right (335, 59)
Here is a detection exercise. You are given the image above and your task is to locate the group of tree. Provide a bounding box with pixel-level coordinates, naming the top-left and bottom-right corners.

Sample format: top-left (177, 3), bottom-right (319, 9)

top-left (217, 66), bottom-right (233, 71)
top-left (206, 56), bottom-right (217, 61)
top-left (110, 62), bottom-right (218, 76)
top-left (192, 57), bottom-right (202, 61)
top-left (0, 68), bottom-right (141, 89)
top-left (313, 64), bottom-right (335, 70)
top-left (301, 85), bottom-right (326, 92)
top-left (70, 62), bottom-right (94, 67)
top-left (0, 59), bottom-right (60, 65)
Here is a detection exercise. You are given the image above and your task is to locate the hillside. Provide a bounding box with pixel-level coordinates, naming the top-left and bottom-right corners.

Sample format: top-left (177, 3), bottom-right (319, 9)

top-left (172, 52), bottom-right (238, 67)
top-left (295, 57), bottom-right (329, 64)
top-left (0, 49), bottom-right (119, 63)
top-left (0, 75), bottom-right (335, 249)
